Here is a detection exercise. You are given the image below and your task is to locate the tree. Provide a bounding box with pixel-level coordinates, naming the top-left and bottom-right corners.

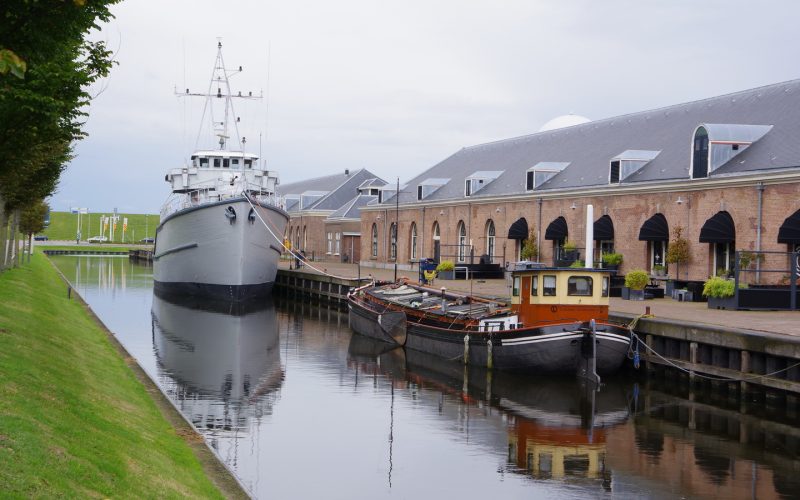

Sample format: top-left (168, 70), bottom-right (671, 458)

top-left (19, 199), bottom-right (48, 263)
top-left (666, 226), bottom-right (691, 279)
top-left (520, 228), bottom-right (539, 261)
top-left (0, 0), bottom-right (119, 271)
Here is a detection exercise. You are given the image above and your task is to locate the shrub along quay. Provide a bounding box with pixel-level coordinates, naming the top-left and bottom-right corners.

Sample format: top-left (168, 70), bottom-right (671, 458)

top-left (0, 253), bottom-right (245, 498)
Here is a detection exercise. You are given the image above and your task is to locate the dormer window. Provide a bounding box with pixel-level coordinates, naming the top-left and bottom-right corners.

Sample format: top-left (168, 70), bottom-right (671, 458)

top-left (691, 123), bottom-right (772, 179)
top-left (464, 171), bottom-right (502, 197)
top-left (417, 178), bottom-right (449, 200)
top-left (609, 150), bottom-right (660, 183)
top-left (526, 162), bottom-right (569, 191)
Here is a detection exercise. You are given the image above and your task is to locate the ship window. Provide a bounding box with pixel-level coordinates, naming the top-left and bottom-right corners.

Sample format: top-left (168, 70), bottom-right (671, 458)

top-left (543, 275), bottom-right (556, 296)
top-left (602, 276), bottom-right (609, 297)
top-left (568, 276), bottom-right (593, 296)
top-left (512, 276), bottom-right (520, 297)
top-left (213, 158), bottom-right (220, 168)
top-left (531, 275), bottom-right (538, 296)
top-left (232, 158), bottom-right (239, 165)
top-left (244, 159), bottom-right (252, 168)
top-left (200, 157), bottom-right (209, 167)
top-left (223, 158), bottom-right (230, 168)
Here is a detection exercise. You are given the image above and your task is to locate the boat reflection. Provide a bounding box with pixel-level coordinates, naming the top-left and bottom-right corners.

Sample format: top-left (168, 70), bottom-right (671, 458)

top-left (151, 290), bottom-right (283, 446)
top-left (347, 335), bottom-right (634, 489)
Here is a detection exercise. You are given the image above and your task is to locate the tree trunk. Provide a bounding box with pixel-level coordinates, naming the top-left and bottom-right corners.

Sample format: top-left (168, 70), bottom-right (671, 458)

top-left (11, 209), bottom-right (19, 268)
top-left (28, 233), bottom-right (33, 264)
top-left (0, 193), bottom-right (7, 271)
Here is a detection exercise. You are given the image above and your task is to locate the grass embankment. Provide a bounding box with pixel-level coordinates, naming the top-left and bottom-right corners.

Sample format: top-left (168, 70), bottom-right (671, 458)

top-left (43, 245), bottom-right (147, 253)
top-left (0, 254), bottom-right (234, 498)
top-left (43, 211), bottom-right (158, 242)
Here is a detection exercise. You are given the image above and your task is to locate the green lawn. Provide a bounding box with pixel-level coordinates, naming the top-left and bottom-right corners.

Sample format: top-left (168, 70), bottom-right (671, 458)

top-left (0, 254), bottom-right (230, 498)
top-left (43, 211), bottom-right (159, 242)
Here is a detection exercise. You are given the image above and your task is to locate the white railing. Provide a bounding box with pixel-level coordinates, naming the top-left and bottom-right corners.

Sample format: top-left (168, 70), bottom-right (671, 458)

top-left (159, 180), bottom-right (283, 220)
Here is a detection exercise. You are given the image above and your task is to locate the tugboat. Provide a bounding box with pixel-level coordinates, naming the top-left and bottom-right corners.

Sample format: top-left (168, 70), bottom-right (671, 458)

top-left (153, 41), bottom-right (288, 301)
top-left (347, 262), bottom-right (632, 377)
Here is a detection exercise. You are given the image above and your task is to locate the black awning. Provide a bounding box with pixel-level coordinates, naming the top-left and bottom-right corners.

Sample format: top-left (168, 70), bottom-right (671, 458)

top-left (778, 208), bottom-right (800, 244)
top-left (593, 215), bottom-right (614, 241)
top-left (545, 216), bottom-right (568, 241)
top-left (507, 217), bottom-right (528, 240)
top-left (699, 211), bottom-right (735, 243)
top-left (638, 213), bottom-right (669, 241)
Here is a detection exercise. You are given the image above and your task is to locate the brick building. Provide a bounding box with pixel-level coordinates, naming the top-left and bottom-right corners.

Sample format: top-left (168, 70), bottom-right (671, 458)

top-left (279, 169), bottom-right (386, 262)
top-left (359, 80), bottom-right (800, 283)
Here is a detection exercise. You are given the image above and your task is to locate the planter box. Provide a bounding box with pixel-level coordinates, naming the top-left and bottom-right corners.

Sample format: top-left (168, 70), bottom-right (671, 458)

top-left (708, 296), bottom-right (737, 310)
top-left (622, 287), bottom-right (645, 301)
top-left (437, 270), bottom-right (454, 280)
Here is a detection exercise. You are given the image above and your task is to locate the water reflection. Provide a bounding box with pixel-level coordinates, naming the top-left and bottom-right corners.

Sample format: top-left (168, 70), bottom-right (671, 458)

top-left (44, 257), bottom-right (800, 499)
top-left (151, 291), bottom-right (283, 457)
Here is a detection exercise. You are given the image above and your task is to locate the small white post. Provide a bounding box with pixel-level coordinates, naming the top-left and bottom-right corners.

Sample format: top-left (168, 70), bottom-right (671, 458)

top-left (585, 204), bottom-right (594, 268)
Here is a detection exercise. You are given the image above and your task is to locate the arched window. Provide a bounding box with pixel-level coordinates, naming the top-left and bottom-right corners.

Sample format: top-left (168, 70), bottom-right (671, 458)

top-left (432, 221), bottom-right (441, 261)
top-left (371, 223), bottom-right (378, 257)
top-left (457, 220), bottom-right (467, 262)
top-left (692, 126), bottom-right (709, 179)
top-left (410, 223), bottom-right (418, 260)
top-left (302, 226), bottom-right (307, 251)
top-left (699, 211), bottom-right (736, 275)
top-left (389, 223), bottom-right (397, 260)
top-left (486, 220), bottom-right (495, 260)
top-left (294, 226), bottom-right (300, 249)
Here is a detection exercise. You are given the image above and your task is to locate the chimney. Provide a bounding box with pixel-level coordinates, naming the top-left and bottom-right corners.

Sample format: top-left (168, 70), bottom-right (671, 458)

top-left (345, 169), bottom-right (350, 176)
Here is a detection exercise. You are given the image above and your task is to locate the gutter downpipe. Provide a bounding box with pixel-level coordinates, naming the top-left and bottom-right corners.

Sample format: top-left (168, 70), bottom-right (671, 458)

top-left (537, 198), bottom-right (543, 262)
top-left (756, 182), bottom-right (765, 283)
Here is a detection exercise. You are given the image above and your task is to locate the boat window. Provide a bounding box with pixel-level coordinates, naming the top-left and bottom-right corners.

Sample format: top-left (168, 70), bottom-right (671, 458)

top-left (213, 158), bottom-right (220, 168)
top-left (245, 159), bottom-right (252, 168)
top-left (232, 158), bottom-right (240, 166)
top-left (567, 276), bottom-right (593, 296)
top-left (531, 275), bottom-right (538, 296)
top-left (223, 158), bottom-right (230, 168)
top-left (199, 157), bottom-right (209, 167)
top-left (602, 276), bottom-right (609, 297)
top-left (543, 275), bottom-right (556, 296)
top-left (512, 276), bottom-right (520, 297)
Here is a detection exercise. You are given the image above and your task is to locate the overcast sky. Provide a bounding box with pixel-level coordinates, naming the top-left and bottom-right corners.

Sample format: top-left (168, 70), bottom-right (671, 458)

top-left (53, 0), bottom-right (800, 214)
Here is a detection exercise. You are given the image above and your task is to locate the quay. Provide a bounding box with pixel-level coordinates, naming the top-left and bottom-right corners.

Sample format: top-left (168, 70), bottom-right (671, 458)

top-left (276, 260), bottom-right (800, 394)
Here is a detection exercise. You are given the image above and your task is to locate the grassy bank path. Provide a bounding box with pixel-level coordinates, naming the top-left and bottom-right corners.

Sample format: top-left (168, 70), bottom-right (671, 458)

top-left (0, 253), bottom-right (244, 498)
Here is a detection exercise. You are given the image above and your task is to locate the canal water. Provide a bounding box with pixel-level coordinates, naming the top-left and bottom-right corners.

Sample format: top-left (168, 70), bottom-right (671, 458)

top-left (51, 255), bottom-right (800, 499)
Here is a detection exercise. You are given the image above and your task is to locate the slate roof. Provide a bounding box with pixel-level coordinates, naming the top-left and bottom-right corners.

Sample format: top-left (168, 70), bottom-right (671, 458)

top-left (327, 194), bottom-right (379, 220)
top-left (381, 79), bottom-right (800, 206)
top-left (279, 168), bottom-right (386, 213)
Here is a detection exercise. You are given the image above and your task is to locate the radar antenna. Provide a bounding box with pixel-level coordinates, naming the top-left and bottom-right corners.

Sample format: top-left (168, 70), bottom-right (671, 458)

top-left (175, 39), bottom-right (263, 152)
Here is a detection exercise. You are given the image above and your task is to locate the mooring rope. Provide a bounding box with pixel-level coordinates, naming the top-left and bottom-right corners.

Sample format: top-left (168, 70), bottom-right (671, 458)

top-left (628, 323), bottom-right (800, 382)
top-left (243, 193), bottom-right (369, 282)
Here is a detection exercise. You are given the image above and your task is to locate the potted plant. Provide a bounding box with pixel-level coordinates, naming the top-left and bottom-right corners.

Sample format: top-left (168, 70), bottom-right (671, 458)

top-left (601, 252), bottom-right (623, 271)
top-left (569, 260), bottom-right (585, 268)
top-left (520, 228), bottom-right (539, 261)
top-left (652, 264), bottom-right (666, 277)
top-left (703, 275), bottom-right (737, 309)
top-left (623, 269), bottom-right (649, 301)
top-left (665, 226), bottom-right (690, 279)
top-left (436, 259), bottom-right (455, 280)
top-left (558, 240), bottom-right (579, 266)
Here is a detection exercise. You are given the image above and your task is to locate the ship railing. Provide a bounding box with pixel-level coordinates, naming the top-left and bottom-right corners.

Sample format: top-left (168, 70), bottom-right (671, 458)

top-left (160, 181), bottom-right (283, 219)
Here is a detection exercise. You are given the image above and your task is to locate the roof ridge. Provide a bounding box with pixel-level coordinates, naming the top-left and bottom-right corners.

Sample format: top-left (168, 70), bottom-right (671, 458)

top-left (461, 78), bottom-right (800, 152)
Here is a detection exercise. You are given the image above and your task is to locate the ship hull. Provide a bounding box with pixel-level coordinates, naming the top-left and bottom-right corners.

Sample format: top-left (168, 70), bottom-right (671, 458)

top-left (153, 197), bottom-right (288, 301)
top-left (348, 289), bottom-right (631, 376)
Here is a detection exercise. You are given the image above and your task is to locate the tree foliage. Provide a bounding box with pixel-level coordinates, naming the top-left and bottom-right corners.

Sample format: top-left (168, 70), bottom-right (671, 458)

top-left (0, 0), bottom-right (119, 212)
top-left (665, 226), bottom-right (690, 264)
top-left (19, 199), bottom-right (49, 236)
top-left (520, 228), bottom-right (539, 261)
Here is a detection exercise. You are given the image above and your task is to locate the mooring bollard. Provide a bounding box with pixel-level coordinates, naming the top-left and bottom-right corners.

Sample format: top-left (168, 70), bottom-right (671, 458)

top-left (486, 338), bottom-right (493, 370)
top-left (463, 334), bottom-right (470, 365)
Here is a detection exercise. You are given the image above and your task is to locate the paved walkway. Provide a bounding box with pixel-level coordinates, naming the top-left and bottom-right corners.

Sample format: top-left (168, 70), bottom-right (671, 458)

top-left (279, 260), bottom-right (800, 337)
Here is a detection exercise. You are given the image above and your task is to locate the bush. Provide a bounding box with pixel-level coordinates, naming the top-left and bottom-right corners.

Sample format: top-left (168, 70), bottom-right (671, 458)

top-left (624, 269), bottom-right (649, 290)
top-left (563, 240), bottom-right (577, 252)
top-left (653, 264), bottom-right (665, 272)
top-left (436, 260), bottom-right (454, 272)
top-left (601, 253), bottom-right (623, 266)
top-left (520, 228), bottom-right (539, 261)
top-left (569, 260), bottom-right (585, 268)
top-left (703, 276), bottom-right (735, 298)
top-left (666, 226), bottom-right (690, 265)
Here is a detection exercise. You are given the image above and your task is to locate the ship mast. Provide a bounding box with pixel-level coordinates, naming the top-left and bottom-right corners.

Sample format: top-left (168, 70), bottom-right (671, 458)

top-left (176, 40), bottom-right (262, 153)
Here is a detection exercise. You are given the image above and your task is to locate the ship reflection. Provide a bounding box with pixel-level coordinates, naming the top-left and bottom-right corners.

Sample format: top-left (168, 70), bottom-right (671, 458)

top-left (346, 335), bottom-right (634, 490)
top-left (151, 290), bottom-right (283, 444)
